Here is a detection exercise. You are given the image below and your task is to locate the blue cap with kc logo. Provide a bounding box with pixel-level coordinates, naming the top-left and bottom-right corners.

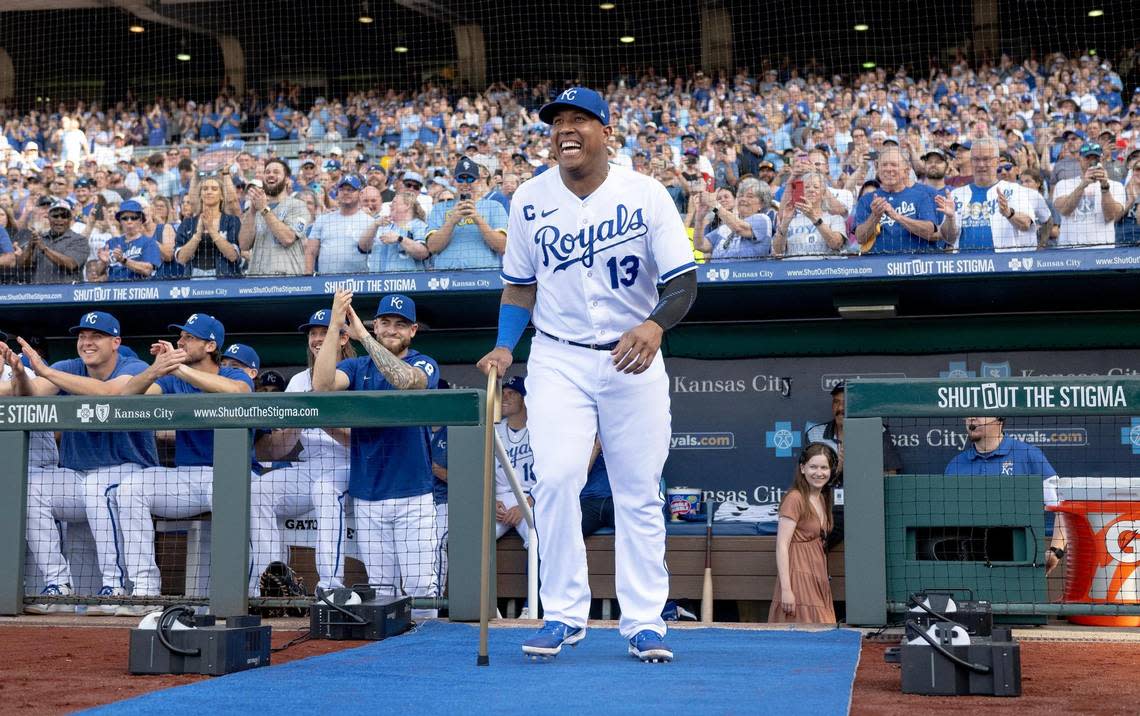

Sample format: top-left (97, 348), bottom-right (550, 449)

top-left (539, 87), bottom-right (610, 126)
top-left (503, 375), bottom-right (526, 397)
top-left (169, 313), bottom-right (224, 345)
top-left (374, 294), bottom-right (416, 322)
top-left (69, 311), bottom-right (121, 337)
top-left (223, 343), bottom-right (260, 370)
top-left (298, 309), bottom-right (333, 332)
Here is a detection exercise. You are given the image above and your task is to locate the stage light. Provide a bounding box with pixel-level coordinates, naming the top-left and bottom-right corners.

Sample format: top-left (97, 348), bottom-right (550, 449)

top-left (1087, 9), bottom-right (1104, 18)
top-left (853, 24), bottom-right (869, 31)
top-left (619, 35), bottom-right (635, 44)
top-left (129, 24), bottom-right (145, 34)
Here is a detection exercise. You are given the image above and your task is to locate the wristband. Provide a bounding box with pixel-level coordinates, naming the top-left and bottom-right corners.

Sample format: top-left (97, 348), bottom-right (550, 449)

top-left (494, 303), bottom-right (531, 351)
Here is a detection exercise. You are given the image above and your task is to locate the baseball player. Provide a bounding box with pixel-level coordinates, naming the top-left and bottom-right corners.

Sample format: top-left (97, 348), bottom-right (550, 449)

top-left (248, 310), bottom-right (353, 594)
top-left (494, 376), bottom-right (536, 547)
top-left (312, 292), bottom-right (440, 619)
top-left (220, 343), bottom-right (261, 380)
top-left (1, 314), bottom-right (158, 615)
top-left (116, 313), bottom-right (253, 615)
top-left (477, 87), bottom-right (697, 662)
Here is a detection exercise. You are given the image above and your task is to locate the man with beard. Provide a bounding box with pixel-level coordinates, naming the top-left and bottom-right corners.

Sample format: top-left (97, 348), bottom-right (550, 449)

top-left (116, 313), bottom-right (254, 614)
top-left (17, 198), bottom-right (88, 283)
top-left (313, 292), bottom-right (440, 619)
top-left (239, 158), bottom-right (311, 276)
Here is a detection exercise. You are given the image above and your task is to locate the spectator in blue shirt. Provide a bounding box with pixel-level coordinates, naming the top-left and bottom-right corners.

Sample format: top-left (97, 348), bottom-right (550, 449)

top-left (853, 147), bottom-right (939, 254)
top-left (425, 157), bottom-right (508, 270)
top-left (692, 185), bottom-right (772, 260)
top-left (102, 200), bottom-right (160, 281)
top-left (944, 417), bottom-right (1067, 575)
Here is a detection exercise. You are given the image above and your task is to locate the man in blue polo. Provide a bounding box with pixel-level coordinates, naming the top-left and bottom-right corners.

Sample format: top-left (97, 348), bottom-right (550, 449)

top-left (312, 291), bottom-right (440, 618)
top-left (853, 146), bottom-right (940, 253)
top-left (424, 157), bottom-right (508, 270)
top-left (944, 416), bottom-right (1067, 574)
top-left (2, 311), bottom-right (157, 615)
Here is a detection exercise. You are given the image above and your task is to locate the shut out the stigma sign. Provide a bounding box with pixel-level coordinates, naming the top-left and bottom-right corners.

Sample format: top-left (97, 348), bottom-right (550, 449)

top-left (937, 382), bottom-right (1128, 411)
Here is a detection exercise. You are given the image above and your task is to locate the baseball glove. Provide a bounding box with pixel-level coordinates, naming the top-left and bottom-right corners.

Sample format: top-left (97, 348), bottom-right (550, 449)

top-left (258, 561), bottom-right (308, 617)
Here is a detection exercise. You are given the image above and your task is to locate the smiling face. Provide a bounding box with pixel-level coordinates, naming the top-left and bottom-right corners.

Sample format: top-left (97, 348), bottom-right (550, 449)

top-left (501, 387), bottom-right (525, 418)
top-left (372, 315), bottom-right (417, 357)
top-left (550, 108), bottom-right (611, 174)
top-left (800, 454), bottom-right (832, 491)
top-left (75, 329), bottom-right (120, 369)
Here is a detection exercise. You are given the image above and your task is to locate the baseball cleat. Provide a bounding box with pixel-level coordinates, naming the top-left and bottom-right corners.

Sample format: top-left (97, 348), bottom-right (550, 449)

top-left (24, 583), bottom-right (74, 615)
top-left (114, 603), bottom-right (162, 618)
top-left (521, 621), bottom-right (586, 658)
top-left (87, 586), bottom-right (127, 616)
top-left (628, 630), bottom-right (673, 663)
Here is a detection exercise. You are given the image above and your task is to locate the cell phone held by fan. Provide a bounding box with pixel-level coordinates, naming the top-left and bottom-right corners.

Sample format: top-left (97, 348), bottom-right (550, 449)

top-left (788, 179), bottom-right (805, 207)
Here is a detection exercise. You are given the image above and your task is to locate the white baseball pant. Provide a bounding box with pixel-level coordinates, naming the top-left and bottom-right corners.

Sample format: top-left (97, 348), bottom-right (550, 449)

top-left (248, 462), bottom-right (350, 594)
top-left (526, 335), bottom-right (671, 639)
top-left (25, 467), bottom-right (129, 591)
top-left (354, 492), bottom-right (439, 619)
top-left (117, 466), bottom-right (215, 597)
top-left (495, 495), bottom-right (531, 548)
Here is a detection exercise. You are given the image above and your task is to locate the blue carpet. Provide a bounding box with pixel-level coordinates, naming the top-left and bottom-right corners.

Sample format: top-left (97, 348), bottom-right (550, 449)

top-left (85, 623), bottom-right (861, 716)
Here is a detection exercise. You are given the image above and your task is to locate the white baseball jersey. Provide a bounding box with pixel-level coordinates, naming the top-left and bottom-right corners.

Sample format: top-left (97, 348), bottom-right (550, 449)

top-left (502, 163), bottom-right (697, 345)
top-left (285, 369), bottom-right (350, 461)
top-left (494, 421), bottom-right (536, 503)
top-left (948, 180), bottom-right (1046, 252)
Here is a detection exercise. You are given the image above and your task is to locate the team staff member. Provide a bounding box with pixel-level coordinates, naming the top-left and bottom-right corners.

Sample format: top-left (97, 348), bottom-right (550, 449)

top-left (313, 292), bottom-right (441, 619)
top-left (944, 416), bottom-right (1066, 574)
top-left (116, 313), bottom-right (253, 614)
top-left (249, 310), bottom-right (354, 594)
top-left (2, 312), bottom-right (158, 615)
top-left (853, 147), bottom-right (939, 254)
top-left (478, 87), bottom-right (697, 662)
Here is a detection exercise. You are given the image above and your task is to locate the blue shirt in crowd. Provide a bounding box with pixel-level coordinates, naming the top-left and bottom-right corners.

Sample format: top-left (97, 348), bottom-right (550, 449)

top-left (427, 198), bottom-right (508, 270)
top-left (104, 235), bottom-right (161, 281)
top-left (854, 185), bottom-right (938, 254)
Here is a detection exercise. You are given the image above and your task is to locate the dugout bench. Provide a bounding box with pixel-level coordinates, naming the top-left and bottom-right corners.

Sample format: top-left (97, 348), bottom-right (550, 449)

top-left (495, 527), bottom-right (846, 622)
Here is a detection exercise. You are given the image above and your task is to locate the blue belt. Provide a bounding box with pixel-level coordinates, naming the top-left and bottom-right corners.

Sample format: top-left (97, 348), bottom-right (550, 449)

top-left (537, 329), bottom-right (619, 352)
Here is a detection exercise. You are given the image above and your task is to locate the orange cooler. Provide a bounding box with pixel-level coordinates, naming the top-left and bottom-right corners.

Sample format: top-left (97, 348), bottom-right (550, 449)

top-left (1047, 477), bottom-right (1140, 627)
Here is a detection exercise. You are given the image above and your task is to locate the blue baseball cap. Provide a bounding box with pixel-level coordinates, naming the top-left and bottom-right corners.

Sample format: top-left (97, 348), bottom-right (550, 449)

top-left (222, 343), bottom-right (260, 369)
top-left (454, 156), bottom-right (480, 181)
top-left (323, 159), bottom-right (342, 171)
top-left (539, 87), bottom-right (610, 126)
top-left (337, 174), bottom-right (363, 191)
top-left (1079, 142), bottom-right (1103, 157)
top-left (298, 308), bottom-right (334, 332)
top-left (169, 313), bottom-right (224, 345)
top-left (503, 375), bottom-right (526, 397)
top-left (115, 199), bottom-right (145, 220)
top-left (374, 294), bottom-right (416, 322)
top-left (69, 311), bottom-right (121, 337)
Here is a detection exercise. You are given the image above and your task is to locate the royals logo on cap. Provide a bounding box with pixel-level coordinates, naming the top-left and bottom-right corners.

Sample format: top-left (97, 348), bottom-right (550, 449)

top-left (374, 294), bottom-right (417, 323)
top-left (539, 87), bottom-right (610, 126)
top-left (69, 311), bottom-right (121, 337)
top-left (169, 313), bottom-right (225, 345)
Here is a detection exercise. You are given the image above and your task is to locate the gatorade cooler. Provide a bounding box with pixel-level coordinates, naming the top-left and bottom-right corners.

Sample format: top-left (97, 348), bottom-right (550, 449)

top-left (1047, 477), bottom-right (1140, 627)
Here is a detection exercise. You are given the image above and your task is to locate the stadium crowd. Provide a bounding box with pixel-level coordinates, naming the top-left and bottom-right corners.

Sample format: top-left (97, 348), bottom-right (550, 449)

top-left (3, 50), bottom-right (1140, 282)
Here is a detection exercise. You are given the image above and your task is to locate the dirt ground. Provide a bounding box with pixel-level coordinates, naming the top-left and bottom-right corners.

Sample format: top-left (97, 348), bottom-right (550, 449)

top-left (1, 617), bottom-right (1138, 715)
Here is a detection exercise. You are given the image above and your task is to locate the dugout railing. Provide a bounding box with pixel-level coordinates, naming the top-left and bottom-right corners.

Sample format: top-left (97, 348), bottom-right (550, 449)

top-left (844, 376), bottom-right (1140, 627)
top-left (0, 390), bottom-right (493, 620)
